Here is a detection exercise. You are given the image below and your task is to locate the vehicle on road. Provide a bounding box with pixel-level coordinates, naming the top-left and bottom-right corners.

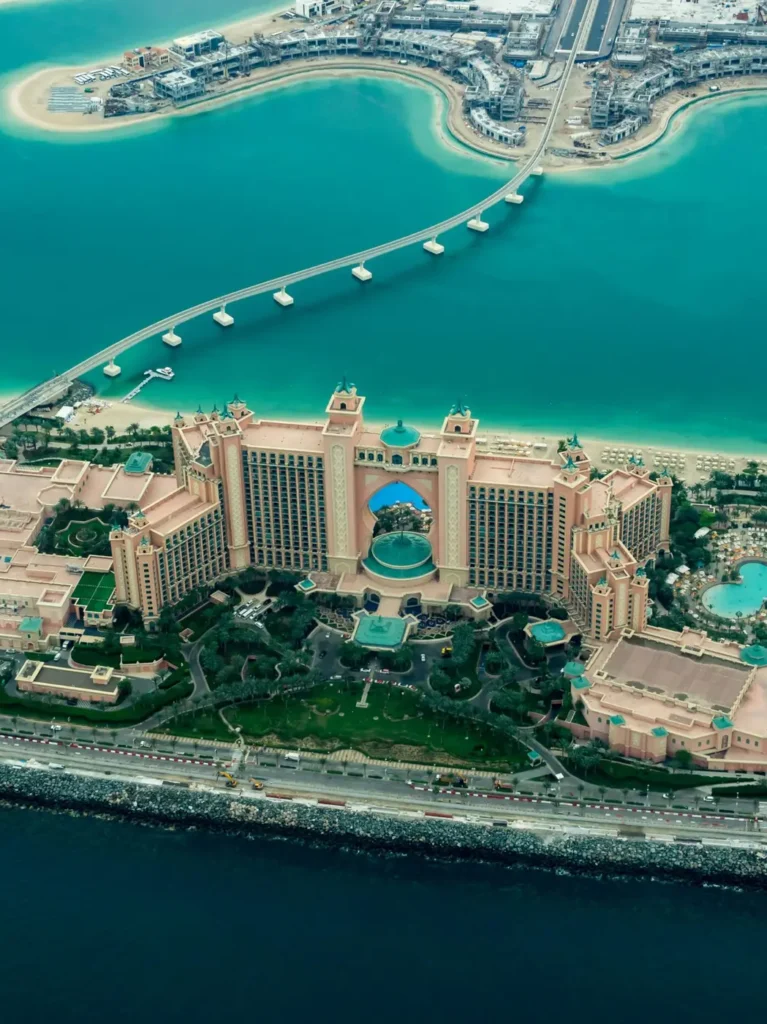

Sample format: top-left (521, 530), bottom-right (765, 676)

top-left (283, 752), bottom-right (300, 762)
top-left (494, 778), bottom-right (516, 792)
top-left (48, 763), bottom-right (65, 770)
top-left (435, 772), bottom-right (467, 788)
top-left (250, 778), bottom-right (264, 790)
top-left (420, 653), bottom-right (426, 662)
top-left (217, 770), bottom-right (238, 788)
top-left (50, 724), bottom-right (62, 732)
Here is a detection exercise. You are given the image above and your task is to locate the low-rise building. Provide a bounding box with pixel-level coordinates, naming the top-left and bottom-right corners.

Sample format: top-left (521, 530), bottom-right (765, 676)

top-left (154, 70), bottom-right (205, 102)
top-left (571, 626), bottom-right (767, 770)
top-left (15, 659), bottom-right (125, 703)
top-left (171, 29), bottom-right (225, 60)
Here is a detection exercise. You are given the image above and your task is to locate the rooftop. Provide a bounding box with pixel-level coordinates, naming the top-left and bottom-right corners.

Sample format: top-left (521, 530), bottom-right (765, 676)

top-left (470, 455), bottom-right (559, 489)
top-left (16, 659), bottom-right (122, 696)
top-left (599, 634), bottom-right (750, 713)
top-left (354, 614), bottom-right (408, 649)
top-left (529, 620), bottom-right (566, 644)
top-left (124, 451), bottom-right (154, 475)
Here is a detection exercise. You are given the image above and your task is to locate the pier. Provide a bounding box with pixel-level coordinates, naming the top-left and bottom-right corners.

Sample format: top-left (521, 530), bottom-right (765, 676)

top-left (0, 0), bottom-right (597, 431)
top-left (121, 370), bottom-right (174, 404)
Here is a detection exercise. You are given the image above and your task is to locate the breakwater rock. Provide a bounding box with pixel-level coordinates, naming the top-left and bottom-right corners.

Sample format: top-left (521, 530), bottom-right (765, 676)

top-left (1, 765), bottom-right (765, 886)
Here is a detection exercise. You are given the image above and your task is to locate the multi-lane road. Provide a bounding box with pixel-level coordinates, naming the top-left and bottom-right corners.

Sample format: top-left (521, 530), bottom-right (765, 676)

top-left (2, 731), bottom-right (763, 844)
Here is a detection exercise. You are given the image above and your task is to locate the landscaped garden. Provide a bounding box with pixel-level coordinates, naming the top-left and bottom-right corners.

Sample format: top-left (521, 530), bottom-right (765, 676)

top-left (55, 517), bottom-right (112, 556)
top-left (36, 500), bottom-right (128, 558)
top-left (167, 679), bottom-right (526, 770)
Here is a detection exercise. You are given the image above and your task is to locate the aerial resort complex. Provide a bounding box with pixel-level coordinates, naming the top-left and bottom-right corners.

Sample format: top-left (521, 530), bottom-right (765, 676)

top-left (6, 0), bottom-right (767, 849)
top-left (18, 0), bottom-right (767, 161)
top-left (4, 378), bottom-right (767, 778)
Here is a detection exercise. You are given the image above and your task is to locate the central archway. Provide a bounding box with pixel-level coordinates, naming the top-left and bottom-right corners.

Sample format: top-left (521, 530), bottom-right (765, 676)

top-left (355, 470), bottom-right (439, 567)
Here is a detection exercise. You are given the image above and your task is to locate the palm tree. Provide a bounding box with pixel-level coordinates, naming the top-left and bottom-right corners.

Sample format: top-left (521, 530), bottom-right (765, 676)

top-left (105, 425), bottom-right (116, 441)
top-left (127, 423), bottom-right (140, 441)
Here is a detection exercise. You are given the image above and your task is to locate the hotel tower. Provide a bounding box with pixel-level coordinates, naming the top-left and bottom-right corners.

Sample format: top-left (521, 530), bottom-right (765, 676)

top-left (110, 383), bottom-right (672, 640)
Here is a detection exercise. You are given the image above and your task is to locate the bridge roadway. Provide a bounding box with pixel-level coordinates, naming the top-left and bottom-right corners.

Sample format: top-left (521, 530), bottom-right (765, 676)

top-left (0, 0), bottom-right (598, 431)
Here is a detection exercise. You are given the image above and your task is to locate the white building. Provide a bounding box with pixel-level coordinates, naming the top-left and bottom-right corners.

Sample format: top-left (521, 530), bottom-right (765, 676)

top-left (155, 70), bottom-right (205, 102)
top-left (295, 0), bottom-right (334, 15)
top-left (171, 29), bottom-right (224, 60)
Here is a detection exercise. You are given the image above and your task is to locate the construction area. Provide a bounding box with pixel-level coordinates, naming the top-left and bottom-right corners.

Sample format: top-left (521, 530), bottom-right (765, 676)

top-left (30, 0), bottom-right (767, 163)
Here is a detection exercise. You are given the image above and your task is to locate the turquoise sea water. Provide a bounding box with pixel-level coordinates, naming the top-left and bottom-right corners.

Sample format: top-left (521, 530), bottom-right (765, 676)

top-left (703, 560), bottom-right (767, 618)
top-left (2, 0), bottom-right (767, 450)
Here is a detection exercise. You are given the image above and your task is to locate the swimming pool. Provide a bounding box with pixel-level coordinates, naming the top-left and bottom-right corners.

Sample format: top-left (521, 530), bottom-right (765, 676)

top-left (702, 561), bottom-right (767, 619)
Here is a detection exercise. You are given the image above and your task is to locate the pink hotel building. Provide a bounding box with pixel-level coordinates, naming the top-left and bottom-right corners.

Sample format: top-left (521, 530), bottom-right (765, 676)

top-left (110, 383), bottom-right (672, 637)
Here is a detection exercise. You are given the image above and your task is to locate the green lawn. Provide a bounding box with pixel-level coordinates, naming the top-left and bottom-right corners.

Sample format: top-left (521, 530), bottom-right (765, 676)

top-left (165, 682), bottom-right (525, 770)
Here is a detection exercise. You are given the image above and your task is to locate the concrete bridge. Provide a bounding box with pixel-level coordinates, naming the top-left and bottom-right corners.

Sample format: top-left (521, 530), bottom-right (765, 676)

top-left (0, 0), bottom-right (596, 431)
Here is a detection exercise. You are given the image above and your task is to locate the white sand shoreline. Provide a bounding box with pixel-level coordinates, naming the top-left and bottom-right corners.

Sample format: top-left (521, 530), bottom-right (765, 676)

top-left (40, 395), bottom-right (767, 468)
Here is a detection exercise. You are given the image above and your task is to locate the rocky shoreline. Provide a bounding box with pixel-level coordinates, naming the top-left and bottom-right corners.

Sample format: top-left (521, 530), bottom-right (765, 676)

top-left (2, 766), bottom-right (765, 887)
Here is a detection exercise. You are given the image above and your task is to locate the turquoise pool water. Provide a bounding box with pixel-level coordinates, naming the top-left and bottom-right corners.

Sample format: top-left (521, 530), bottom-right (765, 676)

top-left (702, 561), bottom-right (767, 619)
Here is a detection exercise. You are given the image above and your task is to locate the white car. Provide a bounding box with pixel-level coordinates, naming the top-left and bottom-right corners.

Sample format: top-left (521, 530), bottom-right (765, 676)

top-left (420, 654), bottom-right (426, 662)
top-left (50, 724), bottom-right (62, 732)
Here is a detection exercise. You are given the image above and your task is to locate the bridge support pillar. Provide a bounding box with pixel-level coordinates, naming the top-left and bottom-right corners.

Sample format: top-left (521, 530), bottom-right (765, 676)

top-left (505, 192), bottom-right (524, 205)
top-left (467, 214), bottom-right (489, 233)
top-left (423, 238), bottom-right (444, 255)
top-left (213, 304), bottom-right (234, 327)
top-left (103, 360), bottom-right (121, 378)
top-left (352, 262), bottom-right (372, 282)
top-left (531, 166), bottom-right (544, 176)
top-left (273, 287), bottom-right (294, 308)
top-left (162, 328), bottom-right (182, 347)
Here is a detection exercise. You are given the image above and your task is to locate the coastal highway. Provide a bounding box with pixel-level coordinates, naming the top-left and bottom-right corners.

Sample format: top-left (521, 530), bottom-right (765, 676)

top-left (2, 734), bottom-right (762, 843)
top-left (0, 0), bottom-right (602, 431)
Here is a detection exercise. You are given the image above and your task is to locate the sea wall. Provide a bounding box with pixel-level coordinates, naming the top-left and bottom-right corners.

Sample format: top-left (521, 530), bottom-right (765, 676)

top-left (1, 765), bottom-right (765, 886)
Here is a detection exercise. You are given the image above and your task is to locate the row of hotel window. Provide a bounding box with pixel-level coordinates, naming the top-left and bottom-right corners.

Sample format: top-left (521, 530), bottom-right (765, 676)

top-left (245, 452), bottom-right (324, 468)
top-left (357, 450), bottom-right (438, 466)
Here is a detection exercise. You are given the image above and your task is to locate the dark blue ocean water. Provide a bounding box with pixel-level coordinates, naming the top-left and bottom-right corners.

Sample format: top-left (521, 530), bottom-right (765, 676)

top-left (0, 807), bottom-right (763, 1024)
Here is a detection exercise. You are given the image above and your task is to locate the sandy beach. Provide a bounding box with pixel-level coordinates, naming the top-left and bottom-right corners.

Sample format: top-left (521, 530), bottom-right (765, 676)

top-left (65, 399), bottom-right (176, 433)
top-left (57, 393), bottom-right (767, 485)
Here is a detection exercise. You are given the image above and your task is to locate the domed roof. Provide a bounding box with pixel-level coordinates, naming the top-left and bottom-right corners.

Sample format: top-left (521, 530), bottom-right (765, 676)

top-left (380, 419), bottom-right (420, 448)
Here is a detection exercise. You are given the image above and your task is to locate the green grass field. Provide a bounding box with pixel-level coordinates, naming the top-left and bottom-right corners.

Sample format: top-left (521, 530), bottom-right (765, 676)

top-left (71, 570), bottom-right (115, 612)
top-left (166, 682), bottom-right (525, 770)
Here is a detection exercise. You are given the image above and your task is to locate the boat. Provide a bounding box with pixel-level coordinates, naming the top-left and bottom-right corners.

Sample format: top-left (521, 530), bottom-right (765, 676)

top-left (155, 367), bottom-right (175, 380)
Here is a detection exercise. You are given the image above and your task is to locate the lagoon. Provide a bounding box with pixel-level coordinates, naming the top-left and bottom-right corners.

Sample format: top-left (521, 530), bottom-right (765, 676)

top-left (703, 561), bottom-right (767, 619)
top-left (2, 2), bottom-right (767, 451)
